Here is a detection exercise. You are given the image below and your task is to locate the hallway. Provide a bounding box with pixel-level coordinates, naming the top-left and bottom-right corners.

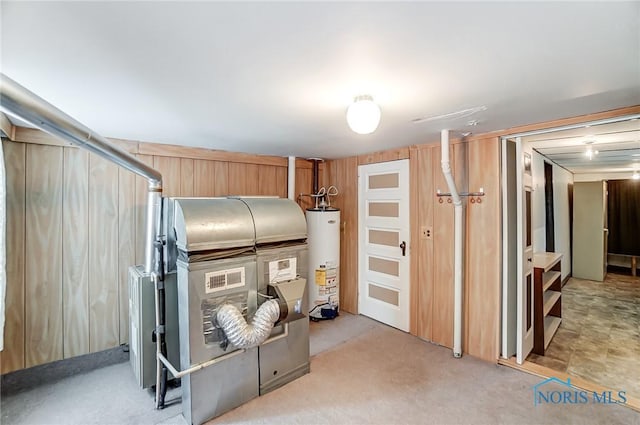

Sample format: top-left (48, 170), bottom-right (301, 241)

top-left (528, 273), bottom-right (640, 397)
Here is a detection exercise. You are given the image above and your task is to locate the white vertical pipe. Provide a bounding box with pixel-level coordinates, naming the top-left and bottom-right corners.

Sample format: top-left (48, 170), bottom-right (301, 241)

top-left (288, 156), bottom-right (296, 200)
top-left (441, 129), bottom-right (463, 358)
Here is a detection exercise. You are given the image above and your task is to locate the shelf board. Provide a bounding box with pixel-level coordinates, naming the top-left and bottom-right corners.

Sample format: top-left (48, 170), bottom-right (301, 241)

top-left (544, 316), bottom-right (562, 349)
top-left (542, 271), bottom-right (561, 292)
top-left (543, 290), bottom-right (561, 317)
top-left (533, 252), bottom-right (562, 271)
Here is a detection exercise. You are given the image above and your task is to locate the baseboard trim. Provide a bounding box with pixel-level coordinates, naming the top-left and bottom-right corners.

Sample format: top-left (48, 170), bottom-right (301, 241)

top-left (1, 346), bottom-right (129, 397)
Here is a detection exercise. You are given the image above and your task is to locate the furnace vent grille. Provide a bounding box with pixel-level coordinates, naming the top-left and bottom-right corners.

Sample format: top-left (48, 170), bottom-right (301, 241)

top-left (205, 267), bottom-right (246, 294)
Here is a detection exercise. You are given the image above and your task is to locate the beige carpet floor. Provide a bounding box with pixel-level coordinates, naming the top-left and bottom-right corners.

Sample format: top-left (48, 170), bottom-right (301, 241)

top-left (197, 317), bottom-right (640, 425)
top-left (3, 313), bottom-right (640, 425)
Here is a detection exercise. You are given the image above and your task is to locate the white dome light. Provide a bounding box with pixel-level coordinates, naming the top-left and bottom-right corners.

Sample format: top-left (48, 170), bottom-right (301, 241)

top-left (346, 95), bottom-right (381, 135)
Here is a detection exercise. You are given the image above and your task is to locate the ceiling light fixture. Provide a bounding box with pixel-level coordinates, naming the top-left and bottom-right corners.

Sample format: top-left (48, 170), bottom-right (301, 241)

top-left (584, 141), bottom-right (598, 160)
top-left (346, 95), bottom-right (381, 135)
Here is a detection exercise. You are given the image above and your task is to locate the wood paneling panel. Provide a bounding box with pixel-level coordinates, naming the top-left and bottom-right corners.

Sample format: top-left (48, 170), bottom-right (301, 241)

top-left (138, 142), bottom-right (287, 166)
top-left (12, 127), bottom-right (137, 152)
top-left (193, 159), bottom-right (215, 197)
top-left (358, 147), bottom-right (410, 165)
top-left (409, 146), bottom-right (434, 340)
top-left (325, 157), bottom-right (358, 313)
top-left (88, 154), bottom-right (119, 352)
top-left (180, 158), bottom-right (195, 197)
top-left (212, 161), bottom-right (229, 196)
top-left (62, 148), bottom-right (89, 358)
top-left (465, 137), bottom-right (501, 362)
top-left (153, 156), bottom-right (181, 197)
top-left (258, 165), bottom-right (277, 196)
top-left (0, 112), bottom-right (14, 139)
top-left (276, 167), bottom-right (287, 198)
top-left (245, 164), bottom-right (260, 195)
top-left (25, 144), bottom-right (63, 367)
top-left (2, 141), bottom-right (26, 373)
top-left (431, 147), bottom-right (454, 348)
top-left (118, 167), bottom-right (136, 344)
top-left (194, 160), bottom-right (228, 197)
top-left (14, 127), bottom-right (75, 148)
top-left (228, 163), bottom-right (259, 195)
top-left (296, 166), bottom-right (314, 210)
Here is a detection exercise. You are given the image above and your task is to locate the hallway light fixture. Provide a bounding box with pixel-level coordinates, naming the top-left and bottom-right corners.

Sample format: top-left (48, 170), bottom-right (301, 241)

top-left (346, 95), bottom-right (381, 135)
top-left (584, 141), bottom-right (598, 160)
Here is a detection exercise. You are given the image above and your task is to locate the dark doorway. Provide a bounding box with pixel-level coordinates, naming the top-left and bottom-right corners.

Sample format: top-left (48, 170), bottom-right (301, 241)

top-left (544, 161), bottom-right (555, 252)
top-left (568, 182), bottom-right (573, 276)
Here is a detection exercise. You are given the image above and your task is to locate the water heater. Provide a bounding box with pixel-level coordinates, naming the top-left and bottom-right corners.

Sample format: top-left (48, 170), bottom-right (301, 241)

top-left (306, 207), bottom-right (340, 320)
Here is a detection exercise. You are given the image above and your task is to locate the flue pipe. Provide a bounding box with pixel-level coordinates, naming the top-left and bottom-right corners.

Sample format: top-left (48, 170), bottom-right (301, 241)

top-left (288, 156), bottom-right (296, 200)
top-left (312, 158), bottom-right (319, 194)
top-left (0, 73), bottom-right (163, 273)
top-left (440, 129), bottom-right (463, 358)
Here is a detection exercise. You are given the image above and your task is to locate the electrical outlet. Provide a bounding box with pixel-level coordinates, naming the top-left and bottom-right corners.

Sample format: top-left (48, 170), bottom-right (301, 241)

top-left (421, 226), bottom-right (433, 240)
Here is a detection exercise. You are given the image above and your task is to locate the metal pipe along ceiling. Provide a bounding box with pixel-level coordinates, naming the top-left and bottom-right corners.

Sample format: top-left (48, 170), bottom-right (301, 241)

top-left (0, 73), bottom-right (163, 273)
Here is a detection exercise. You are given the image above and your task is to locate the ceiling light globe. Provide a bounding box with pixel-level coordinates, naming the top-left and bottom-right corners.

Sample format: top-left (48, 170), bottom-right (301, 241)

top-left (346, 95), bottom-right (381, 135)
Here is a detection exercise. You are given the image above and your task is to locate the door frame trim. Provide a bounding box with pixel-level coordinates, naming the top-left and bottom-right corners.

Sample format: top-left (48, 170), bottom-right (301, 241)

top-left (357, 159), bottom-right (411, 331)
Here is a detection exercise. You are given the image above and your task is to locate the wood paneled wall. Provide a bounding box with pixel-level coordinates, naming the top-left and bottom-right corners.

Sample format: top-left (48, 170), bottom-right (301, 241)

top-left (325, 137), bottom-right (501, 362)
top-left (1, 133), bottom-right (317, 374)
top-left (407, 142), bottom-right (467, 347)
top-left (464, 137), bottom-right (501, 362)
top-left (325, 157), bottom-right (359, 313)
top-left (3, 141), bottom-right (25, 372)
top-left (25, 144), bottom-right (64, 367)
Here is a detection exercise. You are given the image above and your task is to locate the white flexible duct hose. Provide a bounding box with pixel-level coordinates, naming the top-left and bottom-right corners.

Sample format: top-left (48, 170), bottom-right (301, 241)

top-left (216, 299), bottom-right (281, 349)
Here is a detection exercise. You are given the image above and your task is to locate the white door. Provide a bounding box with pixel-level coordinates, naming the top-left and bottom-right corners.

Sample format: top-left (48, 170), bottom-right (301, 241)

top-left (501, 138), bottom-right (517, 359)
top-left (358, 159), bottom-right (410, 332)
top-left (516, 137), bottom-right (534, 364)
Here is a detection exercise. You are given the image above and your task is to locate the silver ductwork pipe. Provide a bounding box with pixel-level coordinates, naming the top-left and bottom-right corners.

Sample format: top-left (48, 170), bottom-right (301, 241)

top-left (0, 73), bottom-right (163, 273)
top-left (216, 299), bottom-right (281, 349)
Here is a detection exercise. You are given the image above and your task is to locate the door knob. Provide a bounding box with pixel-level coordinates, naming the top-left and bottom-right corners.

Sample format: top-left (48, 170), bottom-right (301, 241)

top-left (400, 241), bottom-right (406, 256)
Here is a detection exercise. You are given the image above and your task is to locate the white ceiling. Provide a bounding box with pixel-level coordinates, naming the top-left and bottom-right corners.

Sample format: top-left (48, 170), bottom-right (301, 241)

top-left (1, 2), bottom-right (639, 159)
top-left (525, 117), bottom-right (640, 176)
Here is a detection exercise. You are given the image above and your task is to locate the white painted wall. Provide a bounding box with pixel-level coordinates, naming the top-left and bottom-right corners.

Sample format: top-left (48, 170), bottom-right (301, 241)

top-left (574, 172), bottom-right (633, 182)
top-left (531, 151), bottom-right (546, 253)
top-left (530, 150), bottom-right (573, 279)
top-left (553, 164), bottom-right (573, 279)
top-left (572, 173), bottom-right (637, 272)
